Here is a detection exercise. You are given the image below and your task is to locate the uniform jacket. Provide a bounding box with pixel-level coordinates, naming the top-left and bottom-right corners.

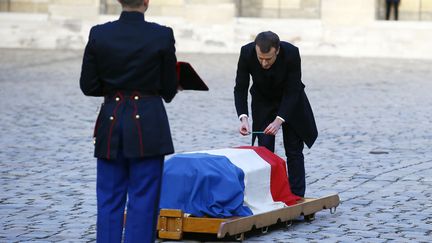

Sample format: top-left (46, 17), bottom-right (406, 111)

top-left (80, 11), bottom-right (177, 159)
top-left (234, 41), bottom-right (318, 148)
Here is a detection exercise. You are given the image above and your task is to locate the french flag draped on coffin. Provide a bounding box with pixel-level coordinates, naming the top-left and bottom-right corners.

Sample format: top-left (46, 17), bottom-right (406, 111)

top-left (160, 146), bottom-right (301, 218)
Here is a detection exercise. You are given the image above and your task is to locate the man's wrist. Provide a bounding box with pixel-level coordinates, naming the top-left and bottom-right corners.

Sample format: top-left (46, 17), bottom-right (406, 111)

top-left (276, 116), bottom-right (285, 123)
top-left (239, 114), bottom-right (248, 121)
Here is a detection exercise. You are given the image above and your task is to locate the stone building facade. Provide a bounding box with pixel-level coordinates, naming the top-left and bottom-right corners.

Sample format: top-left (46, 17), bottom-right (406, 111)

top-left (0, 0), bottom-right (431, 59)
top-left (1, 0), bottom-right (432, 21)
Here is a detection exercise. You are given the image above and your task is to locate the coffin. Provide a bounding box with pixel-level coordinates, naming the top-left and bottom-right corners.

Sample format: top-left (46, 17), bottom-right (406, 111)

top-left (160, 146), bottom-right (302, 217)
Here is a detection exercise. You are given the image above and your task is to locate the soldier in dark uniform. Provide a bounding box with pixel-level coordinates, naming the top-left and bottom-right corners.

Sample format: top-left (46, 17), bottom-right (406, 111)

top-left (79, 0), bottom-right (177, 242)
top-left (234, 31), bottom-right (318, 198)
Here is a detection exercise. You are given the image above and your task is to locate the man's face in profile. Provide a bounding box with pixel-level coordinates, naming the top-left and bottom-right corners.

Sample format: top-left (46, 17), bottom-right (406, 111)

top-left (256, 45), bottom-right (279, 70)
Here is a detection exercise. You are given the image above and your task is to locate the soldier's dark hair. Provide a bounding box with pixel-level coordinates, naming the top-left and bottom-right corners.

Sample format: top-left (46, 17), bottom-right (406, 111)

top-left (254, 31), bottom-right (280, 53)
top-left (119, 0), bottom-right (143, 8)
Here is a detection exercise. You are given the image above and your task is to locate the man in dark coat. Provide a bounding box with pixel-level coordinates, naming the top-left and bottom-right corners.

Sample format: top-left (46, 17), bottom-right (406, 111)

top-left (234, 31), bottom-right (317, 197)
top-left (79, 0), bottom-right (177, 242)
top-left (386, 0), bottom-right (401, 20)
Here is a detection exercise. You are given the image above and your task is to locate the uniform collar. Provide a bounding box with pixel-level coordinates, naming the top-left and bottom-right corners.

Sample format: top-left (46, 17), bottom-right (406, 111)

top-left (119, 11), bottom-right (145, 22)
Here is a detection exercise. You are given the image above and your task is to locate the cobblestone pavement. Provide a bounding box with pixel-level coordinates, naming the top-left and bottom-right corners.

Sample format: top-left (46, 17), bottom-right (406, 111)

top-left (1, 49), bottom-right (431, 243)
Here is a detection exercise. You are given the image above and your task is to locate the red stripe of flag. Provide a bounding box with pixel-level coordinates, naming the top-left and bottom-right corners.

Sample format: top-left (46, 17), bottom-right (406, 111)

top-left (236, 146), bottom-right (301, 206)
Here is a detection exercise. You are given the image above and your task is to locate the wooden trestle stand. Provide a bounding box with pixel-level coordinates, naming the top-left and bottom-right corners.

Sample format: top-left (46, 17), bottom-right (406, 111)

top-left (156, 194), bottom-right (340, 241)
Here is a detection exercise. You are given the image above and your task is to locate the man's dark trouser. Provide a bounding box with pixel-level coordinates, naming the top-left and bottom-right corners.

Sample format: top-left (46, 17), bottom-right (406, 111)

top-left (97, 153), bottom-right (164, 243)
top-left (257, 123), bottom-right (305, 197)
top-left (386, 0), bottom-right (400, 20)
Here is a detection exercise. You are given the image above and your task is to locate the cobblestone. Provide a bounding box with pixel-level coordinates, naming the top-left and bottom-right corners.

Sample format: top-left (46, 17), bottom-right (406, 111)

top-left (1, 49), bottom-right (432, 242)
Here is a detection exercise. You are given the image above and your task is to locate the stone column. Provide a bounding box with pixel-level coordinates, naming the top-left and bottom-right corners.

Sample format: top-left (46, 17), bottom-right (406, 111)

top-left (5, 0), bottom-right (49, 13)
top-left (146, 0), bottom-right (185, 17)
top-left (147, 0), bottom-right (236, 23)
top-left (398, 0), bottom-right (421, 20)
top-left (48, 0), bottom-right (99, 19)
top-left (183, 2), bottom-right (236, 24)
top-left (319, 0), bottom-right (376, 57)
top-left (321, 0), bottom-right (375, 26)
top-left (421, 0), bottom-right (432, 20)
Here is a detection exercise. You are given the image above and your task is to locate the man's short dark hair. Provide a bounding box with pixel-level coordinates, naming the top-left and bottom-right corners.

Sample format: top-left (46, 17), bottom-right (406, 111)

top-left (119, 0), bottom-right (143, 8)
top-left (254, 31), bottom-right (280, 53)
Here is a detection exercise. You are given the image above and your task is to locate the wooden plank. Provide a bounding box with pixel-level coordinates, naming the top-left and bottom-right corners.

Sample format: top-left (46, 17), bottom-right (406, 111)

top-left (159, 209), bottom-right (183, 218)
top-left (301, 194), bottom-right (340, 216)
top-left (157, 211), bottom-right (227, 236)
top-left (183, 217), bottom-right (228, 233)
top-left (159, 231), bottom-right (182, 239)
top-left (217, 194), bottom-right (340, 238)
top-left (216, 203), bottom-right (303, 237)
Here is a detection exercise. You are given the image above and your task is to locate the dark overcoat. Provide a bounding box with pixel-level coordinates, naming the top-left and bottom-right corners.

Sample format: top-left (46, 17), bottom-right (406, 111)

top-left (234, 41), bottom-right (318, 148)
top-left (80, 11), bottom-right (177, 159)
